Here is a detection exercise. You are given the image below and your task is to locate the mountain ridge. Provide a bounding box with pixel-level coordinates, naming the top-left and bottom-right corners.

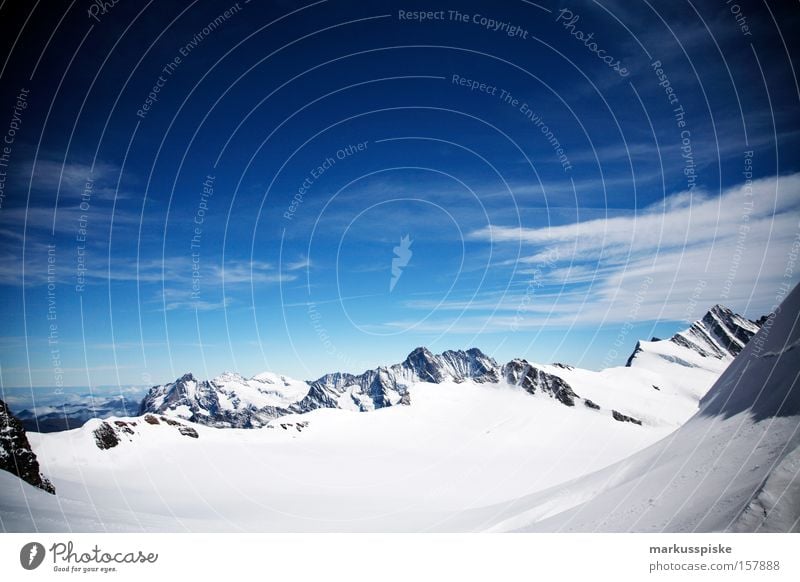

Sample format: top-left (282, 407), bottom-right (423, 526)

top-left (139, 303), bottom-right (765, 429)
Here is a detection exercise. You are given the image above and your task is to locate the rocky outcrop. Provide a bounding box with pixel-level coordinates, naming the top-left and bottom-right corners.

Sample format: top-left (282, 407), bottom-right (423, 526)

top-left (669, 305), bottom-right (761, 359)
top-left (625, 341), bottom-right (644, 367)
top-left (92, 416), bottom-right (200, 450)
top-left (93, 422), bottom-right (120, 450)
top-left (178, 426), bottom-right (199, 438)
top-left (502, 359), bottom-right (579, 406)
top-left (612, 410), bottom-right (643, 425)
top-left (0, 399), bottom-right (55, 494)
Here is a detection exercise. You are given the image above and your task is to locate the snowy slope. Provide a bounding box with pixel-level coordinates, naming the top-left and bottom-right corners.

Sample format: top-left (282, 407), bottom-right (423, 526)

top-left (475, 287), bottom-right (799, 533)
top-left (543, 339), bottom-right (728, 429)
top-left (0, 302), bottom-right (781, 532)
top-left (2, 379), bottom-right (674, 532)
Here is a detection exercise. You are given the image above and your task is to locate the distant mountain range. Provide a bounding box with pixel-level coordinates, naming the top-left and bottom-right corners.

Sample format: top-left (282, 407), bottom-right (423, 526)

top-left (8, 304), bottom-right (764, 437)
top-left (14, 394), bottom-right (142, 433)
top-left (138, 303), bottom-right (764, 429)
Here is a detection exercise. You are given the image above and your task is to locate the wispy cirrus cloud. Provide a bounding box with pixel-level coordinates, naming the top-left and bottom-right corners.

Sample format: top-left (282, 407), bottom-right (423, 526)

top-left (470, 173), bottom-right (799, 261)
top-left (392, 173), bottom-right (800, 330)
top-left (29, 158), bottom-right (134, 201)
top-left (154, 257), bottom-right (310, 311)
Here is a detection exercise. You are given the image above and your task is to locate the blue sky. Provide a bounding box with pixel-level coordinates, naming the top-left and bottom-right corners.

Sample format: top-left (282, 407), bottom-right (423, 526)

top-left (0, 0), bottom-right (798, 389)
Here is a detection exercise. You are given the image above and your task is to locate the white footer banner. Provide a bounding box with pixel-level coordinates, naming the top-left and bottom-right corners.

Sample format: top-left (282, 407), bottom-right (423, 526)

top-left (1, 533), bottom-right (797, 580)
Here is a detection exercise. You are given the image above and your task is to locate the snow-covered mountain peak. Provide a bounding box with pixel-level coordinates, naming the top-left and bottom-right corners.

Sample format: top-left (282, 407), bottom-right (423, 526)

top-left (252, 371), bottom-right (297, 385)
top-left (401, 346), bottom-right (443, 382)
top-left (671, 303), bottom-right (761, 359)
top-left (501, 359), bottom-right (578, 406)
top-left (398, 346), bottom-right (499, 384)
top-left (626, 304), bottom-right (764, 369)
top-left (212, 371), bottom-right (245, 383)
top-left (138, 369), bottom-right (310, 428)
top-left (404, 346), bottom-right (433, 360)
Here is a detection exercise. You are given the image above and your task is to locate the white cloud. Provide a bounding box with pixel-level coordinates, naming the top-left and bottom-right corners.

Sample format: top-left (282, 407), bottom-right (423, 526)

top-left (30, 159), bottom-right (132, 201)
top-left (452, 173), bottom-right (800, 325)
top-left (472, 174), bottom-right (799, 254)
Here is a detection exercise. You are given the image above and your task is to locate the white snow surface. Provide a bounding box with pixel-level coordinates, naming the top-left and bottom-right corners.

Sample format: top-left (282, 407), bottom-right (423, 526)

top-left (1, 298), bottom-right (795, 532)
top-left (211, 371), bottom-right (310, 410)
top-left (1, 380), bottom-right (674, 532)
top-left (477, 287), bottom-right (800, 533)
top-left (543, 338), bottom-right (727, 429)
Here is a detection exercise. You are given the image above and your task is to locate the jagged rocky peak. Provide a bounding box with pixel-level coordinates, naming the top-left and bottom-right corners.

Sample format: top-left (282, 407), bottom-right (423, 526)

top-left (501, 359), bottom-right (579, 407)
top-left (292, 347), bottom-right (501, 417)
top-left (0, 399), bottom-right (55, 494)
top-left (402, 347), bottom-right (445, 383)
top-left (446, 347), bottom-right (501, 382)
top-left (399, 346), bottom-right (499, 383)
top-left (139, 371), bottom-right (197, 405)
top-left (626, 303), bottom-right (764, 367)
top-left (625, 341), bottom-right (644, 367)
top-left (139, 372), bottom-right (220, 418)
top-left (139, 369), bottom-right (310, 429)
top-left (670, 304), bottom-right (762, 358)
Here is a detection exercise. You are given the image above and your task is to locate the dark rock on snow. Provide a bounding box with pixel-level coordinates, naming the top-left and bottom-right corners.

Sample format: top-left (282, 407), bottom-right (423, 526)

top-left (612, 410), bottom-right (643, 426)
top-left (0, 399), bottom-right (55, 494)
